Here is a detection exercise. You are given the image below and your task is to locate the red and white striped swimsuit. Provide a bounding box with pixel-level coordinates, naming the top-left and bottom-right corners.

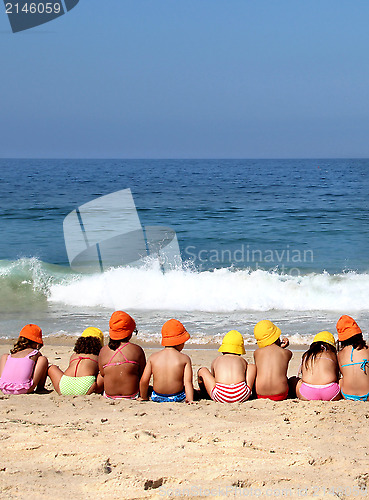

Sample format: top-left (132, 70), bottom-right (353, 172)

top-left (211, 381), bottom-right (251, 403)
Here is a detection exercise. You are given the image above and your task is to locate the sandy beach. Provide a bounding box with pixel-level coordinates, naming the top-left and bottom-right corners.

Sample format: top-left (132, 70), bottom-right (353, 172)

top-left (0, 338), bottom-right (368, 499)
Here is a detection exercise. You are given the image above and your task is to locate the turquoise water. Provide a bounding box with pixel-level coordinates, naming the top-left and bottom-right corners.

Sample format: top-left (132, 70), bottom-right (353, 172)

top-left (1, 159), bottom-right (368, 342)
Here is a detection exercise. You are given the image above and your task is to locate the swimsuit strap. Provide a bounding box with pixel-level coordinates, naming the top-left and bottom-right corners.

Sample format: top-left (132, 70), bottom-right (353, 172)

top-left (71, 356), bottom-right (98, 377)
top-left (341, 347), bottom-right (369, 373)
top-left (103, 343), bottom-right (139, 368)
top-left (316, 356), bottom-right (336, 363)
top-left (8, 349), bottom-right (39, 360)
top-left (26, 349), bottom-right (39, 358)
top-left (105, 343), bottom-right (129, 365)
top-left (359, 359), bottom-right (369, 374)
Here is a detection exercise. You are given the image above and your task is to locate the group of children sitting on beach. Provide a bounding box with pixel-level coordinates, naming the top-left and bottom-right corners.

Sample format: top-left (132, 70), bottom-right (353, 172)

top-left (0, 312), bottom-right (368, 403)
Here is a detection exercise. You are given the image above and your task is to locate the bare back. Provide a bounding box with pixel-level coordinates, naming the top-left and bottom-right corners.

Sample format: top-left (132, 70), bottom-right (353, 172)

top-left (212, 354), bottom-right (247, 385)
top-left (301, 351), bottom-right (339, 385)
top-left (149, 347), bottom-right (191, 394)
top-left (254, 344), bottom-right (292, 395)
top-left (338, 346), bottom-right (369, 397)
top-left (64, 353), bottom-right (99, 378)
top-left (99, 342), bottom-right (146, 397)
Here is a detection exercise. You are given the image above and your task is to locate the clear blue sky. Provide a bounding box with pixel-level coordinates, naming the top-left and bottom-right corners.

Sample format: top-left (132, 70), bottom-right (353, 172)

top-left (1, 0), bottom-right (369, 158)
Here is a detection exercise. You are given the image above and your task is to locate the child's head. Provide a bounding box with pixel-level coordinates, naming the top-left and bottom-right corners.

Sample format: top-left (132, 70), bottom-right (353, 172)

top-left (108, 311), bottom-right (137, 349)
top-left (254, 320), bottom-right (281, 348)
top-left (11, 324), bottom-right (43, 355)
top-left (161, 319), bottom-right (190, 348)
top-left (336, 315), bottom-right (367, 350)
top-left (302, 331), bottom-right (336, 369)
top-left (218, 330), bottom-right (245, 355)
top-left (74, 327), bottom-right (104, 355)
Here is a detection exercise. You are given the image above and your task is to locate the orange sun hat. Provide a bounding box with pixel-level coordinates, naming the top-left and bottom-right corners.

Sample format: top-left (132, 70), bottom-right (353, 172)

top-left (161, 319), bottom-right (190, 347)
top-left (336, 315), bottom-right (362, 342)
top-left (19, 324), bottom-right (43, 345)
top-left (109, 311), bottom-right (136, 340)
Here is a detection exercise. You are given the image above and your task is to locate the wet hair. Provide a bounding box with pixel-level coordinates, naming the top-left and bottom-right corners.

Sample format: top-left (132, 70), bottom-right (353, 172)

top-left (74, 336), bottom-right (102, 356)
top-left (302, 341), bottom-right (337, 371)
top-left (108, 337), bottom-right (130, 351)
top-left (11, 336), bottom-right (39, 355)
top-left (339, 333), bottom-right (367, 351)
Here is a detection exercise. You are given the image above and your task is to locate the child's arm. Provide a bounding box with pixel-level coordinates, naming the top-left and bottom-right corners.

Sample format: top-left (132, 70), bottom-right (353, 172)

top-left (246, 362), bottom-right (256, 390)
top-left (138, 349), bottom-right (147, 379)
top-left (183, 358), bottom-right (194, 403)
top-left (210, 358), bottom-right (217, 377)
top-left (0, 353), bottom-right (8, 377)
top-left (98, 356), bottom-right (105, 379)
top-left (139, 360), bottom-right (152, 400)
top-left (95, 373), bottom-right (104, 393)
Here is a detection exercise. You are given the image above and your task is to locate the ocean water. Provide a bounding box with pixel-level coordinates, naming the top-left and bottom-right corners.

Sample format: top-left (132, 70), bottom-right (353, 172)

top-left (1, 159), bottom-right (368, 345)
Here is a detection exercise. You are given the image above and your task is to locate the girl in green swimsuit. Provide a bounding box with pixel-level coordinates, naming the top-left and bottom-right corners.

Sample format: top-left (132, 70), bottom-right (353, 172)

top-left (48, 327), bottom-right (104, 395)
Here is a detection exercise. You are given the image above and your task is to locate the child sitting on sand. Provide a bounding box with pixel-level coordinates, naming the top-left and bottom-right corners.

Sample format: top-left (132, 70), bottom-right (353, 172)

top-left (0, 324), bottom-right (48, 395)
top-left (48, 327), bottom-right (104, 395)
top-left (98, 311), bottom-right (146, 400)
top-left (295, 331), bottom-right (341, 401)
top-left (197, 330), bottom-right (256, 403)
top-left (253, 320), bottom-right (292, 401)
top-left (139, 319), bottom-right (194, 403)
top-left (336, 315), bottom-right (369, 401)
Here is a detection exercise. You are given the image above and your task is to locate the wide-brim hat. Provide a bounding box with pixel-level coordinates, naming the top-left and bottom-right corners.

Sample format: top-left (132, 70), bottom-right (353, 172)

top-left (109, 311), bottom-right (136, 340)
top-left (161, 319), bottom-right (190, 347)
top-left (336, 315), bottom-right (362, 342)
top-left (254, 320), bottom-right (281, 348)
top-left (19, 324), bottom-right (43, 345)
top-left (218, 330), bottom-right (246, 355)
top-left (82, 327), bottom-right (104, 346)
top-left (312, 331), bottom-right (335, 347)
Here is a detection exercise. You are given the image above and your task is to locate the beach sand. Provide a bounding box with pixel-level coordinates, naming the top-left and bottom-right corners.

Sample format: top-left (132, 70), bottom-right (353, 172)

top-left (0, 339), bottom-right (368, 499)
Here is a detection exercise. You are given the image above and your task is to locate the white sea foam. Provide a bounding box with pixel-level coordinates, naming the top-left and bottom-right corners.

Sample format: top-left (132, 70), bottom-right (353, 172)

top-left (49, 261), bottom-right (369, 313)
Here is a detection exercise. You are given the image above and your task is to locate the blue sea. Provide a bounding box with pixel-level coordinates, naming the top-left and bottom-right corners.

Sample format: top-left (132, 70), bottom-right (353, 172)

top-left (1, 159), bottom-right (369, 345)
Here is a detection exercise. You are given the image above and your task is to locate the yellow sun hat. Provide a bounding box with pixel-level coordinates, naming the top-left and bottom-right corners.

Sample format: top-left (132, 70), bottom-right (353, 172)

top-left (312, 331), bottom-right (335, 347)
top-left (82, 327), bottom-right (104, 346)
top-left (254, 320), bottom-right (281, 348)
top-left (218, 330), bottom-right (246, 355)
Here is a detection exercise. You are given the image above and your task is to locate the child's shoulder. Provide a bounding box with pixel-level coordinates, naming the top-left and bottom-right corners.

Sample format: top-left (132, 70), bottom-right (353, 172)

top-left (284, 348), bottom-right (293, 360)
top-left (148, 349), bottom-right (164, 361)
top-left (0, 352), bottom-right (8, 361)
top-left (180, 351), bottom-right (192, 363)
top-left (98, 345), bottom-right (110, 359)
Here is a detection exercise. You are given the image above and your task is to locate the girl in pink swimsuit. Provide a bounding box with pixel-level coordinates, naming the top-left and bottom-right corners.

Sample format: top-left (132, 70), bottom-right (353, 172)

top-left (98, 311), bottom-right (146, 399)
top-left (48, 327), bottom-right (104, 395)
top-left (0, 324), bottom-right (48, 395)
top-left (295, 331), bottom-right (341, 401)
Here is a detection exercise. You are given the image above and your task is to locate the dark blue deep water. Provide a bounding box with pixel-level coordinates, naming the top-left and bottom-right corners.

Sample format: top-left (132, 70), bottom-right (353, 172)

top-left (1, 158), bottom-right (369, 273)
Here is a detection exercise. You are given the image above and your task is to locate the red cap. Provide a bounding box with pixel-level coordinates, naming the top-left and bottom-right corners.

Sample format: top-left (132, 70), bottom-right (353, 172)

top-left (109, 311), bottom-right (136, 340)
top-left (19, 324), bottom-right (43, 345)
top-left (336, 315), bottom-right (362, 342)
top-left (161, 319), bottom-right (190, 347)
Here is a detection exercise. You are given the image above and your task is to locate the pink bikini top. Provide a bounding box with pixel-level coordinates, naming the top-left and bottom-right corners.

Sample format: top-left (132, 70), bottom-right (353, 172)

top-left (103, 343), bottom-right (139, 369)
top-left (70, 356), bottom-right (98, 376)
